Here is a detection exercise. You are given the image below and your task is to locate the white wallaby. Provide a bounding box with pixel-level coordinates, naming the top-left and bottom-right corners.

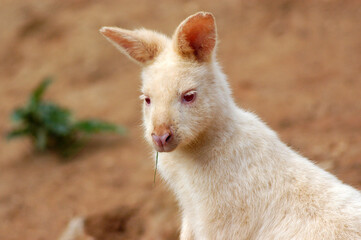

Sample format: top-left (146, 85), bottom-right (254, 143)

top-left (60, 12), bottom-right (361, 240)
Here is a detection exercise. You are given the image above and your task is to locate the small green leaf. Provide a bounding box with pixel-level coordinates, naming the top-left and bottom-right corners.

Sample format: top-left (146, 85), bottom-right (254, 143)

top-left (6, 128), bottom-right (30, 140)
top-left (28, 77), bottom-right (52, 109)
top-left (37, 103), bottom-right (72, 135)
top-left (73, 120), bottom-right (126, 134)
top-left (11, 108), bottom-right (28, 122)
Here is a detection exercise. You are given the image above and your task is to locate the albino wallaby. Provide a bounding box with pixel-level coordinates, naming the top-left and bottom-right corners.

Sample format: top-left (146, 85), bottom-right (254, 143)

top-left (99, 11), bottom-right (361, 240)
top-left (60, 12), bottom-right (361, 240)
top-left (99, 12), bottom-right (361, 239)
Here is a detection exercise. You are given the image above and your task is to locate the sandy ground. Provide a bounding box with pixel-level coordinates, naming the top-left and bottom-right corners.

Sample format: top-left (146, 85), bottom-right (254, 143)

top-left (0, 0), bottom-right (360, 239)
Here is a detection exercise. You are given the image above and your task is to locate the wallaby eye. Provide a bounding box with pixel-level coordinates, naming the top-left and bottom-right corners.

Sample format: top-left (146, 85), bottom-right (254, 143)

top-left (182, 90), bottom-right (196, 104)
top-left (145, 97), bottom-right (151, 105)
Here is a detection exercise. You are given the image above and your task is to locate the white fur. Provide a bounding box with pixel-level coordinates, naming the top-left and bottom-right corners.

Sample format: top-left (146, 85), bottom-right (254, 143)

top-left (100, 12), bottom-right (361, 240)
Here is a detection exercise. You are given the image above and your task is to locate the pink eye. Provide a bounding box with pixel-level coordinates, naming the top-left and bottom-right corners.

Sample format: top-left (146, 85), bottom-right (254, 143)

top-left (145, 97), bottom-right (151, 105)
top-left (182, 91), bottom-right (196, 103)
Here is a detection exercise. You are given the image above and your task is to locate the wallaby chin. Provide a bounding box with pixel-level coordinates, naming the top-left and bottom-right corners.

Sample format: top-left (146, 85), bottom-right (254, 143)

top-left (101, 12), bottom-right (361, 240)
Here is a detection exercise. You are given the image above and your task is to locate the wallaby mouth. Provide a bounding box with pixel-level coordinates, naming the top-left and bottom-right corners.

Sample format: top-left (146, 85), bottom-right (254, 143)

top-left (153, 141), bottom-right (178, 153)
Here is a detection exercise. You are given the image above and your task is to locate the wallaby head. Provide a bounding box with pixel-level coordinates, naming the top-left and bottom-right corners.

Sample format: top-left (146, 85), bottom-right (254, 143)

top-left (100, 12), bottom-right (232, 153)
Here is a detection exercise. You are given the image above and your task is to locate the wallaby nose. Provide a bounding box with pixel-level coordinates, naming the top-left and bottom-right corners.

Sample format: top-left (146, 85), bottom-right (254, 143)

top-left (152, 130), bottom-right (173, 149)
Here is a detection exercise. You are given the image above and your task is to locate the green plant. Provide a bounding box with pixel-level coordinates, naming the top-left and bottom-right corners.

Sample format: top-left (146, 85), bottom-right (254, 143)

top-left (6, 78), bottom-right (126, 157)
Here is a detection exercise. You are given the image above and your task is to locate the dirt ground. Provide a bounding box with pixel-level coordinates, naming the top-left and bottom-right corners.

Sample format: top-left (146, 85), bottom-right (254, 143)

top-left (0, 0), bottom-right (360, 239)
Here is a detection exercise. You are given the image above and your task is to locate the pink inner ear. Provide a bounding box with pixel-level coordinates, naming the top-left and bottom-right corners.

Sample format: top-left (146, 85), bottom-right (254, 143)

top-left (178, 13), bottom-right (216, 61)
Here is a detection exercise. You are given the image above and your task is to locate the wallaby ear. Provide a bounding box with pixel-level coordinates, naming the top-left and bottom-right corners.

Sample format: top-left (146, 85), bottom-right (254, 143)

top-left (173, 12), bottom-right (217, 62)
top-left (100, 27), bottom-right (166, 65)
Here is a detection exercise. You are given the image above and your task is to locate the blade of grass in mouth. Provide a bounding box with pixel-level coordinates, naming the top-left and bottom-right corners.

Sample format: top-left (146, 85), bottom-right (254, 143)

top-left (153, 152), bottom-right (159, 185)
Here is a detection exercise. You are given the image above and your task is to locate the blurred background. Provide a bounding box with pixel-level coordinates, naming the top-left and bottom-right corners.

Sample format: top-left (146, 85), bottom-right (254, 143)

top-left (0, 0), bottom-right (360, 239)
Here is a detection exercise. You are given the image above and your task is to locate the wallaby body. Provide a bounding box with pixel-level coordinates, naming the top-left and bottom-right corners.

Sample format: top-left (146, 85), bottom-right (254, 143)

top-left (79, 12), bottom-right (361, 240)
top-left (159, 107), bottom-right (361, 239)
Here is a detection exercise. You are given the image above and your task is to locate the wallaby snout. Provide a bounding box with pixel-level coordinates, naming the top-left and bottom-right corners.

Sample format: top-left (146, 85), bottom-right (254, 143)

top-left (152, 126), bottom-right (175, 152)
